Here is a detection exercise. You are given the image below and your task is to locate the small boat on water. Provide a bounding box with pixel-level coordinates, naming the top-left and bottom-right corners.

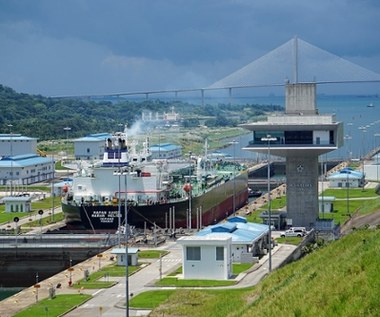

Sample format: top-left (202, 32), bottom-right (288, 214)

top-left (61, 126), bottom-right (249, 232)
top-left (367, 103), bottom-right (374, 108)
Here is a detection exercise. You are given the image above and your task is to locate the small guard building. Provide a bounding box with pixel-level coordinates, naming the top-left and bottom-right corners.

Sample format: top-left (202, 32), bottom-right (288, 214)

top-left (177, 235), bottom-right (232, 280)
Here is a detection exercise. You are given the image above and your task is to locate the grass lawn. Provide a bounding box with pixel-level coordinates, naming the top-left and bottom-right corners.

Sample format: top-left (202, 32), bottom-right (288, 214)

top-left (72, 263), bottom-right (142, 289)
top-left (233, 263), bottom-right (254, 275)
top-left (13, 294), bottom-right (92, 317)
top-left (0, 195), bottom-right (62, 227)
top-left (166, 263), bottom-right (254, 277)
top-left (138, 250), bottom-right (168, 258)
top-left (130, 288), bottom-right (253, 314)
top-left (130, 290), bottom-right (177, 309)
top-left (323, 187), bottom-right (378, 199)
top-left (276, 236), bottom-right (303, 245)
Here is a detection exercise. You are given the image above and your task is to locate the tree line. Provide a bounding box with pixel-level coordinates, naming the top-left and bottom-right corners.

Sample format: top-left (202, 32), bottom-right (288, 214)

top-left (0, 84), bottom-right (283, 140)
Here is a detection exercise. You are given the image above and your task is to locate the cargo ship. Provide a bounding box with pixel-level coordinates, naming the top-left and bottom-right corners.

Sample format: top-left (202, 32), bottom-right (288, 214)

top-left (61, 128), bottom-right (249, 232)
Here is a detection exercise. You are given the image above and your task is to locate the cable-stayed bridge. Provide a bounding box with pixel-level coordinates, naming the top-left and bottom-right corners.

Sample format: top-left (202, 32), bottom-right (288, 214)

top-left (54, 37), bottom-right (380, 101)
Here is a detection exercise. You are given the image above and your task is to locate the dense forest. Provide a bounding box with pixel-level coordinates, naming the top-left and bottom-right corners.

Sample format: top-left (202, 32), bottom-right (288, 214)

top-left (0, 84), bottom-right (283, 140)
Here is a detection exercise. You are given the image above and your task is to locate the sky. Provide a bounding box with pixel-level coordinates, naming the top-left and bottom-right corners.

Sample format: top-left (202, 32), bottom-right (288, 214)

top-left (0, 0), bottom-right (380, 97)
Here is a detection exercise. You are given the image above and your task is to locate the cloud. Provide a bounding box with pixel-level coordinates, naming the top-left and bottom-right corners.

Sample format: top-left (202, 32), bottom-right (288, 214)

top-left (0, 0), bottom-right (379, 96)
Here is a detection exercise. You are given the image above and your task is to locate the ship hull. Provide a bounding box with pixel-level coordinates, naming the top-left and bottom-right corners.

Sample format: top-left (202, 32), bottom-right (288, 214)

top-left (62, 172), bottom-right (248, 231)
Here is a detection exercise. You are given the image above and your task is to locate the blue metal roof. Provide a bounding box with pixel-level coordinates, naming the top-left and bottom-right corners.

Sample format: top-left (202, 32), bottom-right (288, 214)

top-left (150, 143), bottom-right (181, 152)
top-left (0, 134), bottom-right (37, 141)
top-left (211, 222), bottom-right (237, 233)
top-left (228, 216), bottom-right (248, 223)
top-left (0, 153), bottom-right (53, 167)
top-left (327, 167), bottom-right (364, 180)
top-left (75, 133), bottom-right (112, 142)
top-left (196, 217), bottom-right (269, 243)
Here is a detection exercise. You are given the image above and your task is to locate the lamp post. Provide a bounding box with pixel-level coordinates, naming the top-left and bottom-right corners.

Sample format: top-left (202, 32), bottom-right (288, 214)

top-left (68, 257), bottom-right (73, 287)
top-left (114, 167), bottom-right (122, 247)
top-left (35, 272), bottom-right (40, 303)
top-left (320, 157), bottom-right (325, 218)
top-left (346, 170), bottom-right (350, 217)
top-left (51, 145), bottom-right (55, 222)
top-left (261, 134), bottom-right (277, 272)
top-left (123, 168), bottom-right (129, 317)
top-left (344, 135), bottom-right (352, 162)
top-left (7, 124), bottom-right (13, 196)
top-left (374, 133), bottom-right (380, 182)
top-left (63, 127), bottom-right (71, 153)
top-left (229, 140), bottom-right (239, 213)
top-left (63, 127), bottom-right (71, 179)
top-left (188, 151), bottom-right (192, 230)
top-left (38, 209), bottom-right (44, 238)
top-left (114, 167), bottom-right (129, 316)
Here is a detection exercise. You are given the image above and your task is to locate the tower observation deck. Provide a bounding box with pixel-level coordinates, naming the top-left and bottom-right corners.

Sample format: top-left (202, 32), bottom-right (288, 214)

top-left (241, 83), bottom-right (344, 228)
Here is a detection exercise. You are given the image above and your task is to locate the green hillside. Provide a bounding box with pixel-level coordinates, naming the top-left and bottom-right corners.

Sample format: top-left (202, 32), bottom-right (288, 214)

top-left (147, 228), bottom-right (380, 317)
top-left (0, 84), bottom-right (282, 140)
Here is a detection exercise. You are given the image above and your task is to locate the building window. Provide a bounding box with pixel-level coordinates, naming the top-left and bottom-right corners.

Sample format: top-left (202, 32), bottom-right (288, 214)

top-left (186, 246), bottom-right (201, 261)
top-left (216, 247), bottom-right (224, 261)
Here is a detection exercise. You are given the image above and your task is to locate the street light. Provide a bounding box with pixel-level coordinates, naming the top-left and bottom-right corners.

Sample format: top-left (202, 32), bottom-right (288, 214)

top-left (344, 135), bottom-right (352, 161)
top-left (261, 134), bottom-right (277, 272)
top-left (113, 168), bottom-right (122, 247)
top-left (63, 126), bottom-right (71, 158)
top-left (346, 170), bottom-right (350, 217)
top-left (123, 168), bottom-right (129, 317)
top-left (113, 167), bottom-right (130, 317)
top-left (68, 257), bottom-right (73, 287)
top-left (51, 145), bottom-right (55, 222)
top-left (188, 151), bottom-right (192, 230)
top-left (7, 124), bottom-right (13, 196)
top-left (38, 209), bottom-right (44, 238)
top-left (374, 133), bottom-right (380, 182)
top-left (229, 140), bottom-right (239, 213)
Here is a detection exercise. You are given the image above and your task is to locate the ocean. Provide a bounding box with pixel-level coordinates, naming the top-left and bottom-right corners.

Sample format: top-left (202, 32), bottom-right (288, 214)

top-left (220, 94), bottom-right (380, 161)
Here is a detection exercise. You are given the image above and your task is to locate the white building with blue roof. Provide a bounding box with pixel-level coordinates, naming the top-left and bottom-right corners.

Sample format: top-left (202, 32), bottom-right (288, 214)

top-left (0, 134), bottom-right (37, 157)
top-left (194, 216), bottom-right (269, 263)
top-left (177, 216), bottom-right (269, 280)
top-left (74, 133), bottom-right (111, 160)
top-left (0, 153), bottom-right (54, 186)
top-left (150, 143), bottom-right (182, 159)
top-left (327, 167), bottom-right (365, 188)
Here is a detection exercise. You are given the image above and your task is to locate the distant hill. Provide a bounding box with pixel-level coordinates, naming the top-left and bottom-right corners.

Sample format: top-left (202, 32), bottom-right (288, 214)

top-left (0, 84), bottom-right (282, 140)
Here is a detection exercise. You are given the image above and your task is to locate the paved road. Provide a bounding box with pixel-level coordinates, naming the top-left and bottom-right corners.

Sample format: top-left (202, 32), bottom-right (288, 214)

top-left (62, 241), bottom-right (296, 317)
top-left (63, 241), bottom-right (183, 317)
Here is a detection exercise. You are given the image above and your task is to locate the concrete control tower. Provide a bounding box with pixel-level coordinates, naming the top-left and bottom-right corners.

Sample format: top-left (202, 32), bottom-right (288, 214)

top-left (241, 83), bottom-right (344, 228)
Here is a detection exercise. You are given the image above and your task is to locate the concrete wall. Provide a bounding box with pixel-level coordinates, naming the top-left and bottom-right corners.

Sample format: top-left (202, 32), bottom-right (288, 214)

top-left (286, 155), bottom-right (319, 229)
top-left (0, 246), bottom-right (109, 287)
top-left (285, 83), bottom-right (317, 115)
